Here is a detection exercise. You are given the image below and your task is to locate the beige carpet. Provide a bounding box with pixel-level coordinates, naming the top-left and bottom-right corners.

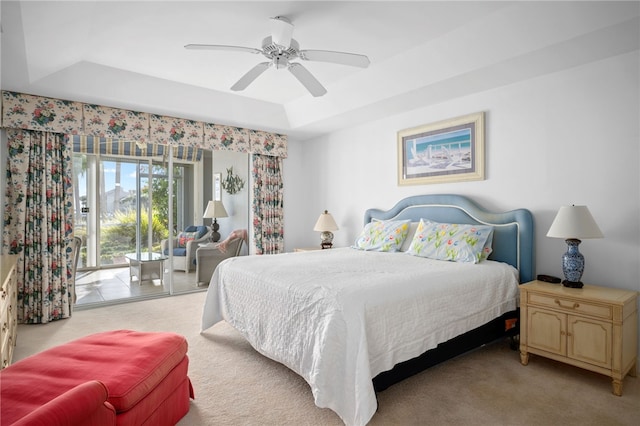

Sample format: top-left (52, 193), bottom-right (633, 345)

top-left (12, 291), bottom-right (639, 425)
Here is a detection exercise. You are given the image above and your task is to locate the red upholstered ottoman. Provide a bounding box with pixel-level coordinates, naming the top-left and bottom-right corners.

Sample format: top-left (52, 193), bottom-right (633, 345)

top-left (1, 330), bottom-right (194, 426)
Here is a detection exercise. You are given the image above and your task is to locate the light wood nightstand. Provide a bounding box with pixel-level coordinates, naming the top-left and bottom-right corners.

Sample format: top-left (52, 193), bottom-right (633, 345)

top-left (294, 247), bottom-right (322, 252)
top-left (519, 280), bottom-right (638, 396)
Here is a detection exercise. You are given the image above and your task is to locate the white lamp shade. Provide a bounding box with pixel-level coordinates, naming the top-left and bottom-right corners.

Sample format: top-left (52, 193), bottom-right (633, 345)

top-left (203, 200), bottom-right (228, 219)
top-left (547, 205), bottom-right (603, 239)
top-left (314, 210), bottom-right (339, 232)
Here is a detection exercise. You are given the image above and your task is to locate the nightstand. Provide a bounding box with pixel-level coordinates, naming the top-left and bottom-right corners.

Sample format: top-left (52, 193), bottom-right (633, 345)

top-left (294, 247), bottom-right (322, 252)
top-left (519, 280), bottom-right (638, 396)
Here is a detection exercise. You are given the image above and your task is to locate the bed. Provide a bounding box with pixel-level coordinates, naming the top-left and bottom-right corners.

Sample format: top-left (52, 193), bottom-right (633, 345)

top-left (201, 194), bottom-right (534, 425)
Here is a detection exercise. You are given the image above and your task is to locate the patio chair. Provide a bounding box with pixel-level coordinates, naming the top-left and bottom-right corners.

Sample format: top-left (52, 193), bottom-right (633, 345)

top-left (195, 231), bottom-right (245, 285)
top-left (161, 225), bottom-right (210, 272)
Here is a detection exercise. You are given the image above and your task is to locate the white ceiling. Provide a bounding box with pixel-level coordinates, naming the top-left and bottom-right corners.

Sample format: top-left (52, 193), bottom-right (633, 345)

top-left (1, 1), bottom-right (638, 140)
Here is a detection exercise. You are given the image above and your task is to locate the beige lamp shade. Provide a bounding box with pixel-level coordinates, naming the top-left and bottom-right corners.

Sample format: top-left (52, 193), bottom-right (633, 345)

top-left (314, 210), bottom-right (338, 232)
top-left (547, 205), bottom-right (603, 239)
top-left (203, 200), bottom-right (228, 219)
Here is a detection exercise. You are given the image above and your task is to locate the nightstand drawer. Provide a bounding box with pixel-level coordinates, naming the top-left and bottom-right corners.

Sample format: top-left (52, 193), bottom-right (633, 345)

top-left (527, 293), bottom-right (612, 319)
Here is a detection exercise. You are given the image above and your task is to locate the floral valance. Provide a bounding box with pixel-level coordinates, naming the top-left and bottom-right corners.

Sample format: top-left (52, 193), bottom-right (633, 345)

top-left (150, 114), bottom-right (204, 146)
top-left (84, 104), bottom-right (150, 142)
top-left (2, 92), bottom-right (83, 135)
top-left (204, 123), bottom-right (250, 153)
top-left (1, 91), bottom-right (287, 158)
top-left (249, 130), bottom-right (288, 157)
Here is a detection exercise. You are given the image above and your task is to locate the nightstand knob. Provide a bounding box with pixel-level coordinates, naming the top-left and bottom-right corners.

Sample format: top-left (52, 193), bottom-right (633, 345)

top-left (555, 299), bottom-right (579, 309)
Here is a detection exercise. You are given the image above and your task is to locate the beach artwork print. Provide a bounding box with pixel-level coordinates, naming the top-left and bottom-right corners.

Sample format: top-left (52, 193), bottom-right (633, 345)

top-left (398, 112), bottom-right (485, 185)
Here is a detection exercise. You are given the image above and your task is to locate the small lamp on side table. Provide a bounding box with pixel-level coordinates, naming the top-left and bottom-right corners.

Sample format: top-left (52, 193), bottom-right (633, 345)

top-left (314, 210), bottom-right (339, 249)
top-left (203, 200), bottom-right (228, 243)
top-left (547, 205), bottom-right (603, 288)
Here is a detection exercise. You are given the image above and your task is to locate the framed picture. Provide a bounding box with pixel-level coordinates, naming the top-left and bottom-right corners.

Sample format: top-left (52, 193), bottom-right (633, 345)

top-left (214, 173), bottom-right (222, 201)
top-left (397, 112), bottom-right (485, 185)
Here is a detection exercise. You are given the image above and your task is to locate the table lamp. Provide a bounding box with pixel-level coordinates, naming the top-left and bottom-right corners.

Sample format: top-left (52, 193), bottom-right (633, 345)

top-left (546, 205), bottom-right (603, 288)
top-left (313, 210), bottom-right (338, 249)
top-left (203, 200), bottom-right (228, 242)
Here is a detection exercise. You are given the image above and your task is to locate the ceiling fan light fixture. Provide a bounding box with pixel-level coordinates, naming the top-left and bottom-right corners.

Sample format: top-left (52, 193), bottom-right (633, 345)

top-left (270, 16), bottom-right (293, 49)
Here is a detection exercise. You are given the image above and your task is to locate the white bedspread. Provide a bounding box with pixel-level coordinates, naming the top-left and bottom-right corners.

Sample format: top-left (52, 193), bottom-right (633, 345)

top-left (201, 248), bottom-right (519, 425)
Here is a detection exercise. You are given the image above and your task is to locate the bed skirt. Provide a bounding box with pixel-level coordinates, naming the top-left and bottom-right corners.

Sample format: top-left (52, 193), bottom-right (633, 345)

top-left (373, 309), bottom-right (519, 391)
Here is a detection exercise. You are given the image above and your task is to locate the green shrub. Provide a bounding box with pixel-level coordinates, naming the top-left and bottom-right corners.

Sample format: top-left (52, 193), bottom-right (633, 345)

top-left (100, 210), bottom-right (169, 261)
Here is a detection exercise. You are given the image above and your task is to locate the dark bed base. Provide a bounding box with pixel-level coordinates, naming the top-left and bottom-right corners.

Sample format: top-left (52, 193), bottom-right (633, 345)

top-left (372, 310), bottom-right (519, 392)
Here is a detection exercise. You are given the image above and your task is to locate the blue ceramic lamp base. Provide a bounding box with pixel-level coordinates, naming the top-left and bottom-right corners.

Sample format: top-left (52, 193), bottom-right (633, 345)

top-left (562, 238), bottom-right (584, 288)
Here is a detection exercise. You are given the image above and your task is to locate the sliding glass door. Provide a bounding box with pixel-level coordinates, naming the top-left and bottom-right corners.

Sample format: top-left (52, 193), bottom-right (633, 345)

top-left (72, 147), bottom-right (195, 305)
top-left (74, 156), bottom-right (181, 268)
top-left (71, 140), bottom-right (249, 307)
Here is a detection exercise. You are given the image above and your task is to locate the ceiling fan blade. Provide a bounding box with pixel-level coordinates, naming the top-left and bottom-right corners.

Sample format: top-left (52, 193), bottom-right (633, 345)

top-left (270, 16), bottom-right (293, 49)
top-left (288, 63), bottom-right (327, 97)
top-left (184, 44), bottom-right (262, 55)
top-left (231, 62), bottom-right (271, 91)
top-left (299, 50), bottom-right (370, 68)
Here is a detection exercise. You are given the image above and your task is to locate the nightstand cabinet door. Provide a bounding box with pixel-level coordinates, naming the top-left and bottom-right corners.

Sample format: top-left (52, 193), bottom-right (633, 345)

top-left (527, 307), bottom-right (566, 355)
top-left (568, 315), bottom-right (612, 369)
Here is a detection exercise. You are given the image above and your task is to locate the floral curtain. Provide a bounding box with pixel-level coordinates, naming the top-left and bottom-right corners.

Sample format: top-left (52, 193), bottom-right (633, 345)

top-left (2, 129), bottom-right (75, 323)
top-left (252, 154), bottom-right (284, 254)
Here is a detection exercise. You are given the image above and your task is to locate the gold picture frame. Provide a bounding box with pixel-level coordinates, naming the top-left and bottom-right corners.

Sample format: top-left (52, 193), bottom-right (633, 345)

top-left (398, 112), bottom-right (485, 186)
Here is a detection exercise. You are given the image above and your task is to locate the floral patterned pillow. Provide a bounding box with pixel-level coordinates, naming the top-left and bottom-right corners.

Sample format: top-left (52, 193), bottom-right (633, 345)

top-left (399, 221), bottom-right (420, 252)
top-left (177, 231), bottom-right (200, 248)
top-left (352, 219), bottom-right (411, 252)
top-left (406, 219), bottom-right (494, 263)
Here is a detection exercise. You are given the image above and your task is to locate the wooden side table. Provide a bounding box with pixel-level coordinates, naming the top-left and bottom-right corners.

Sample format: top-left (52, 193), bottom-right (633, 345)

top-left (519, 280), bottom-right (638, 395)
top-left (294, 247), bottom-right (322, 252)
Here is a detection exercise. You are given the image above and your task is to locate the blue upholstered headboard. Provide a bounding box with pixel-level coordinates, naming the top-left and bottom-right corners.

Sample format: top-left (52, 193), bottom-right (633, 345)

top-left (364, 194), bottom-right (535, 283)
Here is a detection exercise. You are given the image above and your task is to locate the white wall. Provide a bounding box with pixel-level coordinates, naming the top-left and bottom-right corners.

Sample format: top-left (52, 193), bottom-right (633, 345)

top-left (284, 51), bottom-right (639, 298)
top-left (213, 150), bottom-right (250, 255)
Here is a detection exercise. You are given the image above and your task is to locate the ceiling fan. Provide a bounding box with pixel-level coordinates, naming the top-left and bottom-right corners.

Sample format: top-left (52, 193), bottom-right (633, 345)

top-left (185, 16), bottom-right (370, 97)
